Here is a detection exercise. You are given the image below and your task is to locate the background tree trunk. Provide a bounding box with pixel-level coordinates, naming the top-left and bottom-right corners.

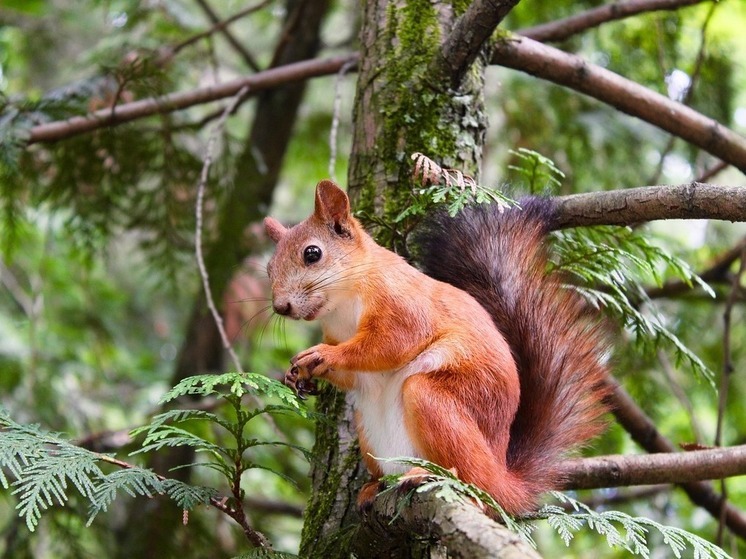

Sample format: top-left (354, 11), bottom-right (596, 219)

top-left (113, 0), bottom-right (329, 555)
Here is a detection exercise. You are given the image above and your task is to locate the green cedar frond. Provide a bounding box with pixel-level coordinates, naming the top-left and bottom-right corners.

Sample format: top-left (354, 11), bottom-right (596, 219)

top-left (131, 409), bottom-right (229, 439)
top-left (542, 492), bottom-right (731, 559)
top-left (1, 370), bottom-right (310, 534)
top-left (552, 225), bottom-right (716, 385)
top-left (1, 407), bottom-right (221, 531)
top-left (87, 468), bottom-right (217, 525)
top-left (403, 152), bottom-right (515, 221)
top-left (161, 372), bottom-right (306, 414)
top-left (507, 147), bottom-right (566, 194)
top-left (131, 424), bottom-right (227, 457)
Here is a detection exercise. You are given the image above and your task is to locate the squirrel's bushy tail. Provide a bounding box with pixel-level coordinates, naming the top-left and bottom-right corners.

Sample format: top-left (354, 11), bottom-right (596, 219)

top-left (417, 198), bottom-right (611, 496)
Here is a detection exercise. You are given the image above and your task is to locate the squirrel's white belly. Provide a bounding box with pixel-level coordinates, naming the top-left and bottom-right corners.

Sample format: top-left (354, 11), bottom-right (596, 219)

top-left (351, 370), bottom-right (420, 475)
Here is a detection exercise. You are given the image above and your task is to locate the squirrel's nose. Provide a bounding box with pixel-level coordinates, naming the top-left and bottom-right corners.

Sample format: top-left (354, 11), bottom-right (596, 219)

top-left (273, 300), bottom-right (293, 316)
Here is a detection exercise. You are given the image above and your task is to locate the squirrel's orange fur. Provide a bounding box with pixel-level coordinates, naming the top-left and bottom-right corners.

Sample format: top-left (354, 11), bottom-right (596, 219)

top-left (265, 179), bottom-right (610, 515)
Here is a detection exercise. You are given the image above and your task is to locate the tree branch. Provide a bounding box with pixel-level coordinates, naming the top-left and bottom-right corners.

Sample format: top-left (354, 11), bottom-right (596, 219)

top-left (553, 182), bottom-right (746, 228)
top-left (193, 0), bottom-right (261, 71)
top-left (432, 0), bottom-right (520, 90)
top-left (26, 54), bottom-right (357, 145)
top-left (492, 36), bottom-right (746, 173)
top-left (559, 446), bottom-right (746, 490)
top-left (518, 0), bottom-right (707, 43)
top-left (355, 486), bottom-right (541, 559)
top-left (606, 377), bottom-right (746, 539)
top-left (169, 0), bottom-right (272, 61)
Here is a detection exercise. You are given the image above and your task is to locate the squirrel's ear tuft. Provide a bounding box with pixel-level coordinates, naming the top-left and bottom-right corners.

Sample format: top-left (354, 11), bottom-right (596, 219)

top-left (264, 217), bottom-right (287, 244)
top-left (314, 180), bottom-right (352, 237)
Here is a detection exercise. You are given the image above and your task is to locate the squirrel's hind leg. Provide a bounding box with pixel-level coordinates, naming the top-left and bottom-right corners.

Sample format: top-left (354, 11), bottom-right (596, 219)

top-left (401, 372), bottom-right (533, 516)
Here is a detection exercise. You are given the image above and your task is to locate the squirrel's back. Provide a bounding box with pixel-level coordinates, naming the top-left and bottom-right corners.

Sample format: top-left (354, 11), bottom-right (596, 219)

top-left (416, 198), bottom-right (611, 492)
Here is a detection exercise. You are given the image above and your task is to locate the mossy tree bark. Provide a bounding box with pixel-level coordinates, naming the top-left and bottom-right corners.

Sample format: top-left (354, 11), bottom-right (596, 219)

top-left (300, 0), bottom-right (524, 557)
top-left (348, 0), bottom-right (492, 251)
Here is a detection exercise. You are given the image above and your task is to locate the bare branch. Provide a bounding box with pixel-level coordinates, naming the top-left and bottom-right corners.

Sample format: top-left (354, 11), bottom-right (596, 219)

top-left (193, 0), bottom-right (262, 71)
top-left (559, 446), bottom-right (746, 490)
top-left (492, 36), bottom-right (746, 173)
top-left (432, 0), bottom-right (519, 90)
top-left (27, 54), bottom-right (358, 145)
top-left (715, 245), bottom-right (746, 542)
top-left (519, 0), bottom-right (707, 43)
top-left (606, 377), bottom-right (746, 539)
top-left (169, 0), bottom-right (273, 61)
top-left (715, 245), bottom-right (746, 446)
top-left (697, 160), bottom-right (729, 182)
top-left (553, 182), bottom-right (746, 228)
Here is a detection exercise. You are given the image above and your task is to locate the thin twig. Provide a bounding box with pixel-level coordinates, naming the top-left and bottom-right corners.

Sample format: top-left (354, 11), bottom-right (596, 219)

top-left (715, 245), bottom-right (746, 544)
top-left (518, 0), bottom-right (707, 43)
top-left (195, 87), bottom-right (250, 373)
top-left (328, 59), bottom-right (357, 179)
top-left (657, 350), bottom-right (703, 443)
top-left (646, 0), bottom-right (718, 185)
top-left (170, 0), bottom-right (272, 60)
top-left (696, 160), bottom-right (728, 182)
top-left (96, 453), bottom-right (271, 547)
top-left (0, 260), bottom-right (34, 317)
top-left (193, 0), bottom-right (262, 71)
top-left (193, 89), bottom-right (288, 447)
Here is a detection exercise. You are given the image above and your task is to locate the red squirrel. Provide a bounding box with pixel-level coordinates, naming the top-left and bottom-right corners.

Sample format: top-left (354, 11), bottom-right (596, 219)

top-left (264, 179), bottom-right (610, 515)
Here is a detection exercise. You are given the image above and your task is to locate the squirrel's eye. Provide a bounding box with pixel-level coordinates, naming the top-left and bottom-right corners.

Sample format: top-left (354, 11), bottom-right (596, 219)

top-left (303, 245), bottom-right (322, 265)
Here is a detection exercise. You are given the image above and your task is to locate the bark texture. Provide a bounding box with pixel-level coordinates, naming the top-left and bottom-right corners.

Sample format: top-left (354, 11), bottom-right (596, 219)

top-left (354, 486), bottom-right (541, 558)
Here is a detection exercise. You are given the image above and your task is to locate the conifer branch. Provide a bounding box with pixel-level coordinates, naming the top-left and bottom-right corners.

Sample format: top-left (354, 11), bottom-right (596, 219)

top-left (646, 237), bottom-right (746, 299)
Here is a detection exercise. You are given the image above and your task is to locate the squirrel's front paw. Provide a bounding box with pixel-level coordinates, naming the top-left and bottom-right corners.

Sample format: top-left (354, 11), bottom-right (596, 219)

top-left (284, 366), bottom-right (319, 400)
top-left (290, 345), bottom-right (334, 377)
top-left (284, 345), bottom-right (332, 399)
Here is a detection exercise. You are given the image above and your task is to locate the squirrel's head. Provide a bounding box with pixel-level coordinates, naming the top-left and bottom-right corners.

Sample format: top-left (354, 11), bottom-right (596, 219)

top-left (264, 180), bottom-right (365, 321)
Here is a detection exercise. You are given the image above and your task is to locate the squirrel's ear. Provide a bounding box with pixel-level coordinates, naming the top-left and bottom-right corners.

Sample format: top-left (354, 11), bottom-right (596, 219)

top-left (264, 217), bottom-right (287, 244)
top-left (314, 180), bottom-right (352, 236)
